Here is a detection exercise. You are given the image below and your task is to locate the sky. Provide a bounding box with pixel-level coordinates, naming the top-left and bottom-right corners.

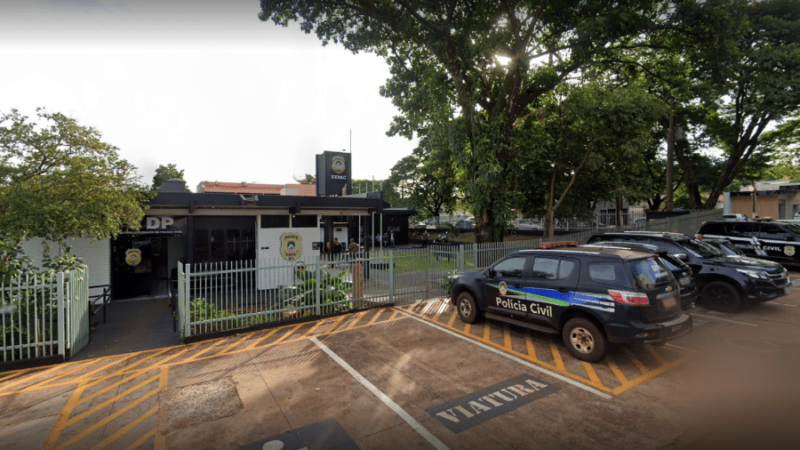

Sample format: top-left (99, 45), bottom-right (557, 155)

top-left (0, 0), bottom-right (418, 190)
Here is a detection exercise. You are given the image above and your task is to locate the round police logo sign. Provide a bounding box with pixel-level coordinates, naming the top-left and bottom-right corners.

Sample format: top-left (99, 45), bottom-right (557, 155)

top-left (785, 246), bottom-right (796, 257)
top-left (280, 232), bottom-right (303, 261)
top-left (331, 155), bottom-right (346, 175)
top-left (498, 281), bottom-right (508, 296)
top-left (125, 248), bottom-right (142, 266)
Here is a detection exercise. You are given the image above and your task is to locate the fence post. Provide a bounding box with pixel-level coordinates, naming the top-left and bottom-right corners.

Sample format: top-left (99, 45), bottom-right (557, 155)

top-left (315, 257), bottom-right (321, 316)
top-left (183, 263), bottom-right (191, 338)
top-left (389, 251), bottom-right (394, 304)
top-left (458, 245), bottom-right (464, 272)
top-left (56, 272), bottom-right (65, 358)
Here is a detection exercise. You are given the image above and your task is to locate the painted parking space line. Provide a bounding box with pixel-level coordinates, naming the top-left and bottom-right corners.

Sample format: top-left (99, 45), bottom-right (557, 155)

top-left (396, 300), bottom-right (690, 397)
top-left (773, 302), bottom-right (798, 307)
top-left (665, 343), bottom-right (702, 355)
top-left (691, 313), bottom-right (758, 327)
top-left (312, 337), bottom-right (450, 450)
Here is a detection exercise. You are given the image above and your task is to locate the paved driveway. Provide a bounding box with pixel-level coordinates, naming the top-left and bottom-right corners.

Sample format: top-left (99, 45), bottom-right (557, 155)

top-left (2, 276), bottom-right (800, 450)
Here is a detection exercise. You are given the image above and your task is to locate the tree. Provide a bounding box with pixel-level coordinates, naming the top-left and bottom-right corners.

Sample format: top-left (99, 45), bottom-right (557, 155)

top-left (259, 1), bottom-right (664, 242)
top-left (387, 123), bottom-right (461, 226)
top-left (672, 0), bottom-right (800, 209)
top-left (152, 163), bottom-right (190, 192)
top-left (0, 108), bottom-right (147, 251)
top-left (293, 173), bottom-right (316, 184)
top-left (515, 83), bottom-right (666, 236)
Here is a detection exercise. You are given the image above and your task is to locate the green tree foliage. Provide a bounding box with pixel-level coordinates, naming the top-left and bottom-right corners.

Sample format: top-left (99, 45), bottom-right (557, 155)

top-left (259, 0), bottom-right (664, 242)
top-left (515, 83), bottom-right (666, 236)
top-left (672, 0), bottom-right (800, 208)
top-left (151, 163), bottom-right (189, 192)
top-left (0, 109), bottom-right (147, 248)
top-left (387, 123), bottom-right (461, 226)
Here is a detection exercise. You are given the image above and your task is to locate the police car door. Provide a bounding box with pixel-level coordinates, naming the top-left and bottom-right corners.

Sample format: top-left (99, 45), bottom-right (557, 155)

top-left (725, 222), bottom-right (760, 255)
top-left (757, 223), bottom-right (797, 263)
top-left (525, 256), bottom-right (580, 327)
top-left (483, 255), bottom-right (531, 319)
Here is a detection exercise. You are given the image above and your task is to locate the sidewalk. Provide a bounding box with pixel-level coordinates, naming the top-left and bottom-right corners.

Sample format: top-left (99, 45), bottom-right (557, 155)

top-left (72, 298), bottom-right (180, 361)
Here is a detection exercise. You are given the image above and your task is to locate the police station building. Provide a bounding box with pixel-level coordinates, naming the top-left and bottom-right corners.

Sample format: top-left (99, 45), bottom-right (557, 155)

top-left (23, 151), bottom-right (414, 300)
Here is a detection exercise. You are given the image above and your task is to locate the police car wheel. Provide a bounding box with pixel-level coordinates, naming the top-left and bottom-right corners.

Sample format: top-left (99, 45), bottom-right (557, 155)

top-left (562, 318), bottom-right (607, 363)
top-left (456, 291), bottom-right (480, 324)
top-left (701, 281), bottom-right (742, 313)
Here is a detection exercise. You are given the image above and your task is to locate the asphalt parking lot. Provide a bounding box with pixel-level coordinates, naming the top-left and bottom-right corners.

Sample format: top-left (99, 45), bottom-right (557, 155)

top-left (1, 273), bottom-right (799, 450)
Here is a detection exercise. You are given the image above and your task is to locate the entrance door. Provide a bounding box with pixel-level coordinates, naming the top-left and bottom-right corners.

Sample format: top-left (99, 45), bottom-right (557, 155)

top-left (111, 235), bottom-right (173, 300)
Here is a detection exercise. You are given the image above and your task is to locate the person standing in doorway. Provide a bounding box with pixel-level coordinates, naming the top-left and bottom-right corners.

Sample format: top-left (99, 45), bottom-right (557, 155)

top-left (389, 231), bottom-right (395, 248)
top-left (349, 238), bottom-right (359, 257)
top-left (422, 230), bottom-right (429, 248)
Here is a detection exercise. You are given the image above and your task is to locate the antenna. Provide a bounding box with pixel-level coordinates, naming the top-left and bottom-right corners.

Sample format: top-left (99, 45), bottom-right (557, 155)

top-left (349, 129), bottom-right (352, 153)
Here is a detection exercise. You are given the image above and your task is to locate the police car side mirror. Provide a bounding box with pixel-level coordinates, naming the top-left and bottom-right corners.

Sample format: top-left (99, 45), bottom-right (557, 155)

top-left (675, 253), bottom-right (688, 261)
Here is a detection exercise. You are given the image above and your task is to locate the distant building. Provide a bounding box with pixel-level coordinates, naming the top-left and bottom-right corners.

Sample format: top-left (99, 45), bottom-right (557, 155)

top-left (728, 180), bottom-right (800, 219)
top-left (196, 181), bottom-right (316, 196)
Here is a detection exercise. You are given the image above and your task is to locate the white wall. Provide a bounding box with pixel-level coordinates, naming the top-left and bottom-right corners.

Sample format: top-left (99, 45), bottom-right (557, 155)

top-left (20, 237), bottom-right (110, 298)
top-left (256, 216), bottom-right (322, 289)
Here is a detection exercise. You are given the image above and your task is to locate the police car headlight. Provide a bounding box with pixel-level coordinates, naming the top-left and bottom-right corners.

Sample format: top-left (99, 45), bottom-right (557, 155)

top-left (736, 269), bottom-right (770, 280)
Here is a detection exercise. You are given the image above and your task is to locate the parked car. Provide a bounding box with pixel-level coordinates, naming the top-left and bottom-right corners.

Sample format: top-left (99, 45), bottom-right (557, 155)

top-left (698, 237), bottom-right (746, 257)
top-left (587, 231), bottom-right (791, 312)
top-left (695, 220), bottom-right (800, 267)
top-left (516, 220), bottom-right (543, 231)
top-left (449, 247), bottom-right (693, 362)
top-left (580, 243), bottom-right (697, 310)
top-left (723, 214), bottom-right (749, 221)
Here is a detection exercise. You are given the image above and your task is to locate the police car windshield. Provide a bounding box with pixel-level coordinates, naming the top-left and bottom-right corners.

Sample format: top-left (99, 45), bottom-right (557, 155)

top-left (630, 257), bottom-right (674, 289)
top-left (682, 239), bottom-right (724, 258)
top-left (782, 223), bottom-right (800, 235)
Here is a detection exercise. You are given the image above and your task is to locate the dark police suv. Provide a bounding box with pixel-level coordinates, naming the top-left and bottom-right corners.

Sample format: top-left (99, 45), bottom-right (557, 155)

top-left (696, 220), bottom-right (800, 267)
top-left (587, 232), bottom-right (791, 312)
top-left (580, 243), bottom-right (697, 310)
top-left (449, 247), bottom-right (693, 362)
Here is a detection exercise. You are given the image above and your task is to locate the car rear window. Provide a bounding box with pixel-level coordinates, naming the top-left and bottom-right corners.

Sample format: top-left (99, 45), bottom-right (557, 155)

top-left (630, 257), bottom-right (674, 289)
top-left (588, 262), bottom-right (631, 287)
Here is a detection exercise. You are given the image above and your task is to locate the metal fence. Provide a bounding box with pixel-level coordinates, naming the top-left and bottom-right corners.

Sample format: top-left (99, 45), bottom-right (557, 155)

top-left (1, 266), bottom-right (90, 364)
top-left (177, 209), bottom-right (723, 339)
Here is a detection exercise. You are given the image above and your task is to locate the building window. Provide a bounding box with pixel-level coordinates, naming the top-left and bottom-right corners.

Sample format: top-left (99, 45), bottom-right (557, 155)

top-left (195, 229), bottom-right (209, 263)
top-left (261, 215), bottom-right (290, 228)
top-left (292, 215), bottom-right (318, 228)
top-left (227, 229), bottom-right (240, 261)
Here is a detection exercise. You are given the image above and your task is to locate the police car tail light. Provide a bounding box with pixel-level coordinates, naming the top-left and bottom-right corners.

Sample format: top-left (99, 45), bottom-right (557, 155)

top-left (608, 290), bottom-right (649, 305)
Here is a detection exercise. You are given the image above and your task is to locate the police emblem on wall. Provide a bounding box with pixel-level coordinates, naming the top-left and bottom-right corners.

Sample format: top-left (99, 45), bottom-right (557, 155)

top-left (498, 281), bottom-right (508, 296)
top-left (125, 248), bottom-right (142, 266)
top-left (331, 155), bottom-right (346, 174)
top-left (280, 232), bottom-right (303, 261)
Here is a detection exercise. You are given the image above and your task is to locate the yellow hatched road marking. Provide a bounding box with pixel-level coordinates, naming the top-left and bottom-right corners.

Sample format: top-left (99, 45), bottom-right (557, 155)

top-left (271, 324), bottom-right (304, 345)
top-left (183, 339), bottom-right (225, 362)
top-left (0, 367), bottom-right (36, 383)
top-left (301, 321), bottom-right (325, 338)
top-left (0, 361), bottom-right (96, 396)
top-left (122, 427), bottom-right (157, 450)
top-left (89, 405), bottom-right (159, 450)
top-left (549, 343), bottom-right (566, 372)
top-left (446, 310), bottom-right (458, 328)
top-left (503, 325), bottom-right (512, 350)
top-left (345, 311), bottom-right (366, 330)
top-left (645, 344), bottom-right (669, 365)
top-left (317, 316), bottom-right (347, 336)
top-left (219, 335), bottom-right (252, 355)
top-left (67, 373), bottom-right (160, 426)
top-left (40, 355), bottom-right (137, 389)
top-left (42, 382), bottom-right (89, 450)
top-left (55, 367), bottom-right (168, 450)
top-left (607, 359), bottom-right (629, 385)
top-left (581, 361), bottom-right (603, 387)
top-left (387, 310), bottom-right (400, 322)
top-left (246, 327), bottom-right (281, 349)
top-left (398, 302), bottom-right (689, 396)
top-left (367, 309), bottom-right (383, 325)
top-left (624, 347), bottom-right (650, 375)
top-left (525, 336), bottom-right (536, 360)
